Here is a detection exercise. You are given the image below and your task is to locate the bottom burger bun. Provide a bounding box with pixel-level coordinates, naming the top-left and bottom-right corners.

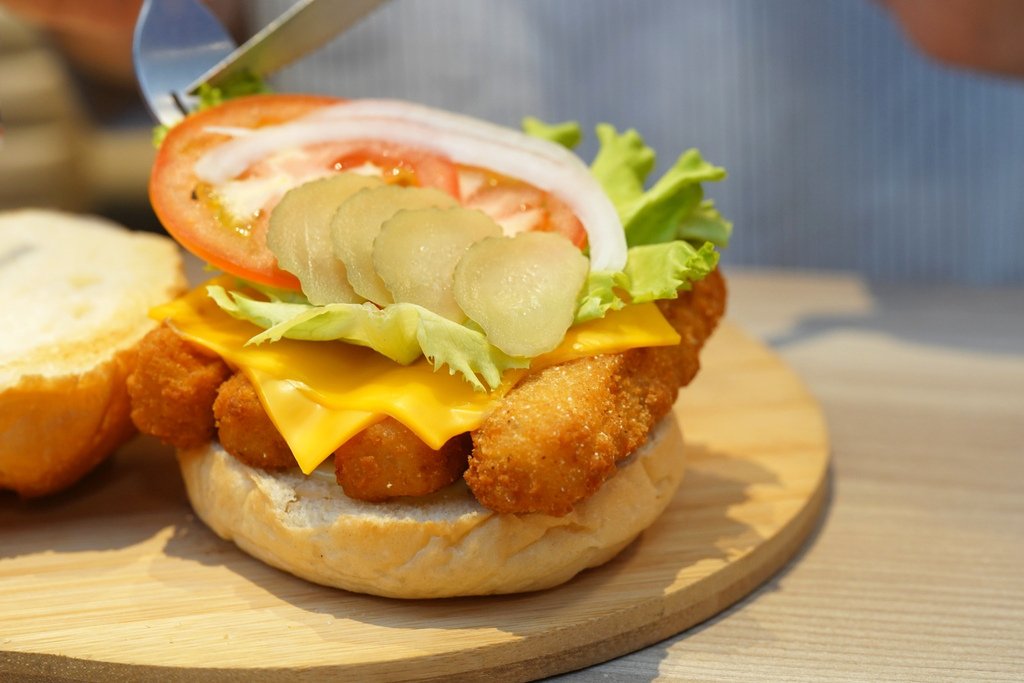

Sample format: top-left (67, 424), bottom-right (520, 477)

top-left (178, 414), bottom-right (686, 598)
top-left (0, 210), bottom-right (185, 497)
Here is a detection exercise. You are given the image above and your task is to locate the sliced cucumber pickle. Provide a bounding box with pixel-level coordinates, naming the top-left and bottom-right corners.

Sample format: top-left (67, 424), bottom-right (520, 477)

top-left (374, 207), bottom-right (502, 321)
top-left (453, 231), bottom-right (589, 357)
top-left (266, 173), bottom-right (384, 304)
top-left (331, 185), bottom-right (457, 305)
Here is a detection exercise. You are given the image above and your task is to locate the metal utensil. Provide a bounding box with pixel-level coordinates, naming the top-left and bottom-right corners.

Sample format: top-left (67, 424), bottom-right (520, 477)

top-left (189, 0), bottom-right (387, 93)
top-left (133, 0), bottom-right (388, 127)
top-left (133, 0), bottom-right (237, 126)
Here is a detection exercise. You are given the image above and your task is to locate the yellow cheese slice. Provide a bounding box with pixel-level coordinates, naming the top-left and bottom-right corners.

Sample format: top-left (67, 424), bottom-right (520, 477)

top-left (244, 368), bottom-right (381, 472)
top-left (152, 281), bottom-right (681, 473)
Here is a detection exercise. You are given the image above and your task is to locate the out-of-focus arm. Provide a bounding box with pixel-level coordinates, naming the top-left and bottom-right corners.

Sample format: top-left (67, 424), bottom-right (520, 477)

top-left (879, 0), bottom-right (1024, 77)
top-left (0, 0), bottom-right (242, 86)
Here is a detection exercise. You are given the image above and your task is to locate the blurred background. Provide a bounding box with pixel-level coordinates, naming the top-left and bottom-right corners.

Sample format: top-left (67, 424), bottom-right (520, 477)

top-left (2, 0), bottom-right (1023, 283)
top-left (0, 8), bottom-right (156, 227)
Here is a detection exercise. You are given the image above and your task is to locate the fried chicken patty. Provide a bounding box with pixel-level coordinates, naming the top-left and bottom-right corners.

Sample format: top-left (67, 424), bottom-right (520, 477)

top-left (127, 330), bottom-right (470, 500)
top-left (465, 270), bottom-right (726, 515)
top-left (126, 325), bottom-right (230, 449)
top-left (213, 373), bottom-right (294, 469)
top-left (335, 423), bottom-right (471, 501)
top-left (127, 270), bottom-right (725, 512)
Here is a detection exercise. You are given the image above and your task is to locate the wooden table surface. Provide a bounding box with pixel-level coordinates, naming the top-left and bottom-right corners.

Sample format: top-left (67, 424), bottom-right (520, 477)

top-left (4, 266), bottom-right (1021, 681)
top-left (557, 268), bottom-right (1024, 682)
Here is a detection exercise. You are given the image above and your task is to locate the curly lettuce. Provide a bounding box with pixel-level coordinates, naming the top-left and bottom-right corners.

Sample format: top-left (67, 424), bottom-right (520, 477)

top-left (575, 240), bottom-right (720, 322)
top-left (526, 119), bottom-right (730, 321)
top-left (521, 116), bottom-right (584, 149)
top-left (207, 284), bottom-right (527, 391)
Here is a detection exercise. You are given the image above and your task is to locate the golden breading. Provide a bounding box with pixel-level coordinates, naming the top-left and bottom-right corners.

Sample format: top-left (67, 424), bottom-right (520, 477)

top-left (464, 271), bottom-right (726, 516)
top-left (213, 373), bottom-right (294, 469)
top-left (334, 421), bottom-right (471, 501)
top-left (127, 272), bottom-right (726, 514)
top-left (126, 324), bottom-right (230, 449)
top-left (127, 330), bottom-right (470, 493)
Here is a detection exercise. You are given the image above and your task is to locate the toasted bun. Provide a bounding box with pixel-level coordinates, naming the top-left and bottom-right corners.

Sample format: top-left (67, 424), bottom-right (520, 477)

top-left (0, 209), bottom-right (185, 496)
top-left (177, 415), bottom-right (685, 598)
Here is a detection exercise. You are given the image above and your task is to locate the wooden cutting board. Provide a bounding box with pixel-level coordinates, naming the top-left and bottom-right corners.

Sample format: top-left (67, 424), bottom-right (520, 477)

top-left (0, 323), bottom-right (829, 682)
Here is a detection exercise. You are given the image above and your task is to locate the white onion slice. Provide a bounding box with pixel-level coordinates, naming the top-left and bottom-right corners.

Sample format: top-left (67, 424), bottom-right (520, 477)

top-left (193, 100), bottom-right (626, 272)
top-left (201, 125), bottom-right (256, 138)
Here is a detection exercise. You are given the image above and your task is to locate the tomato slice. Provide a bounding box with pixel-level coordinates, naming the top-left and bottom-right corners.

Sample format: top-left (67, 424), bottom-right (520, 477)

top-left (151, 94), bottom-right (589, 290)
top-left (151, 94), bottom-right (460, 289)
top-left (458, 168), bottom-right (587, 248)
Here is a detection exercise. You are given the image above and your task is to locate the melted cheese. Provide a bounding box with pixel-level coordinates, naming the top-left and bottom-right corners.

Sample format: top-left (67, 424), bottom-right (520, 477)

top-left (152, 282), bottom-right (680, 474)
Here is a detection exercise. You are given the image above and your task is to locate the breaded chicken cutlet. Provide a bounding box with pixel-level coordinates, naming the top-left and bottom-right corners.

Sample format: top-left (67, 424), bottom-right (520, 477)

top-left (127, 270), bottom-right (725, 515)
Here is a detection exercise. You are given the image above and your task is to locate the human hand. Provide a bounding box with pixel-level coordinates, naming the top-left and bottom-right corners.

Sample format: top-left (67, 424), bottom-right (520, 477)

top-left (0, 0), bottom-right (143, 84)
top-left (879, 0), bottom-right (1024, 77)
top-left (0, 0), bottom-right (241, 86)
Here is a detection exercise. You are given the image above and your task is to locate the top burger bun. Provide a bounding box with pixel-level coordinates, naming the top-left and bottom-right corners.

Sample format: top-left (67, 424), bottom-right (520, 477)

top-left (0, 209), bottom-right (185, 497)
top-left (177, 414), bottom-right (685, 598)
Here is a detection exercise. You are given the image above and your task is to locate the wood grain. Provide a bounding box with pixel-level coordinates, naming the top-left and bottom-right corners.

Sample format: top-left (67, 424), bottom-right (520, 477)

top-left (557, 271), bottom-right (1024, 682)
top-left (0, 322), bottom-right (829, 682)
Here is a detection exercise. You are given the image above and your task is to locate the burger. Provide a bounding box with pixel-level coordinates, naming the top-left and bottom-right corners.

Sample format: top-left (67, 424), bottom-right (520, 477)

top-left (128, 93), bottom-right (731, 598)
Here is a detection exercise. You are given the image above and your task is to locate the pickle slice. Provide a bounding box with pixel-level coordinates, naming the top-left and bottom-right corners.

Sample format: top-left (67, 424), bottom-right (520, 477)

top-left (266, 173), bottom-right (383, 304)
top-left (453, 231), bottom-right (589, 357)
top-left (331, 185), bottom-right (457, 305)
top-left (374, 207), bottom-right (502, 321)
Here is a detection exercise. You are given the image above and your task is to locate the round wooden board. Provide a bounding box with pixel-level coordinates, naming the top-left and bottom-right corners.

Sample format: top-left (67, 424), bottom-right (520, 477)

top-left (0, 323), bottom-right (829, 682)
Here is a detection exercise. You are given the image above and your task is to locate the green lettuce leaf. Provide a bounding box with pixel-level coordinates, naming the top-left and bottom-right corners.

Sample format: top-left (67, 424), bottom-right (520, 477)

top-left (524, 119), bottom-right (731, 324)
top-left (241, 278), bottom-right (311, 305)
top-left (575, 270), bottom-right (629, 323)
top-left (207, 285), bottom-right (527, 391)
top-left (152, 124), bottom-right (172, 148)
top-left (525, 120), bottom-right (729, 249)
top-left (589, 124), bottom-right (657, 212)
top-left (622, 240), bottom-right (719, 303)
top-left (153, 70), bottom-right (271, 147)
top-left (585, 125), bottom-right (726, 246)
top-left (619, 148), bottom-right (726, 246)
top-left (521, 117), bottom-right (583, 149)
top-left (194, 71), bottom-right (271, 109)
top-left (677, 199), bottom-right (732, 248)
top-left (574, 241), bottom-right (719, 321)
top-left (207, 285), bottom-right (312, 331)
